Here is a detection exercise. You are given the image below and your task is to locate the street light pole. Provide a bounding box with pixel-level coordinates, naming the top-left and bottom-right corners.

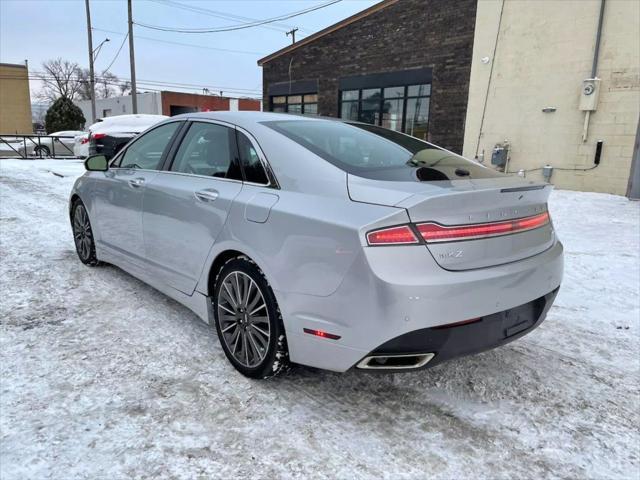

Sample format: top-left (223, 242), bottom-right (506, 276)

top-left (85, 0), bottom-right (96, 123)
top-left (92, 38), bottom-right (110, 62)
top-left (128, 0), bottom-right (138, 114)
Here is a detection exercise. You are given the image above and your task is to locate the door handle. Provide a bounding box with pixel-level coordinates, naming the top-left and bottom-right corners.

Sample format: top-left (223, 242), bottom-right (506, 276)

top-left (128, 177), bottom-right (145, 188)
top-left (194, 189), bottom-right (219, 202)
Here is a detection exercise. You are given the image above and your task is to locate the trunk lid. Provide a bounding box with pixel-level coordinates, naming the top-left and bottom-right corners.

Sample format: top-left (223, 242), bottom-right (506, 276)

top-left (349, 174), bottom-right (555, 270)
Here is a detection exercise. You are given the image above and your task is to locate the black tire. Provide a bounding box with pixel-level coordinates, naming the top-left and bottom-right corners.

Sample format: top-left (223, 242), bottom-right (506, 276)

top-left (71, 200), bottom-right (100, 266)
top-left (34, 145), bottom-right (50, 157)
top-left (213, 256), bottom-right (289, 379)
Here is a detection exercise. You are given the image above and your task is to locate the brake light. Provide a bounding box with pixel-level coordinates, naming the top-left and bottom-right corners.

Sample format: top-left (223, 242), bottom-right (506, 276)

top-left (80, 137), bottom-right (89, 144)
top-left (367, 225), bottom-right (419, 246)
top-left (417, 212), bottom-right (550, 243)
top-left (92, 133), bottom-right (106, 141)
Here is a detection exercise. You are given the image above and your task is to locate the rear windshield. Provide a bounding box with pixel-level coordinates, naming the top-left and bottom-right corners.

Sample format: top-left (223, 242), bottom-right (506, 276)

top-left (263, 119), bottom-right (504, 181)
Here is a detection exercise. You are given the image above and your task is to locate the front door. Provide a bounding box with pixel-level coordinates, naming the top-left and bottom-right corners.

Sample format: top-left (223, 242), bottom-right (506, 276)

top-left (92, 121), bottom-right (182, 263)
top-left (142, 121), bottom-right (243, 294)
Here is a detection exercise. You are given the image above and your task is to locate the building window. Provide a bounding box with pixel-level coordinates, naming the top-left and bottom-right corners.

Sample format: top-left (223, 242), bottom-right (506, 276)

top-left (339, 84), bottom-right (431, 139)
top-left (270, 93), bottom-right (318, 115)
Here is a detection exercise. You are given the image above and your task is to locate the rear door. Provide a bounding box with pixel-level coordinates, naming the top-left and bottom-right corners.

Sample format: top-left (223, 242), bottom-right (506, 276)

top-left (142, 120), bottom-right (244, 294)
top-left (92, 121), bottom-right (182, 263)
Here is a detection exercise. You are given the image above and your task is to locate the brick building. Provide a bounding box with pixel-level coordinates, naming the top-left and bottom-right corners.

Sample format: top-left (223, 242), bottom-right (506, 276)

top-left (258, 0), bottom-right (639, 197)
top-left (258, 0), bottom-right (477, 153)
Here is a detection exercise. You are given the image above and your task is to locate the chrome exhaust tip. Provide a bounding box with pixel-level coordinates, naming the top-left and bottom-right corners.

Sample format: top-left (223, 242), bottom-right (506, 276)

top-left (356, 353), bottom-right (435, 370)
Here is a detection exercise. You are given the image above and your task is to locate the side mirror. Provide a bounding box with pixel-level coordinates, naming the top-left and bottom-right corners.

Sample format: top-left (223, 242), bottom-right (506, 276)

top-left (84, 154), bottom-right (108, 172)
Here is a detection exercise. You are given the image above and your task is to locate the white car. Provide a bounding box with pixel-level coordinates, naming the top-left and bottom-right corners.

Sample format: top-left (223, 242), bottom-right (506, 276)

top-left (0, 137), bottom-right (26, 157)
top-left (16, 131), bottom-right (85, 157)
top-left (73, 133), bottom-right (90, 159)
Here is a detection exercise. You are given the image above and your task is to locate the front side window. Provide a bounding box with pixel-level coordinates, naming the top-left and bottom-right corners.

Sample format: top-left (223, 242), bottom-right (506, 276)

top-left (170, 122), bottom-right (241, 180)
top-left (118, 122), bottom-right (180, 170)
top-left (236, 131), bottom-right (269, 185)
top-left (264, 120), bottom-right (504, 182)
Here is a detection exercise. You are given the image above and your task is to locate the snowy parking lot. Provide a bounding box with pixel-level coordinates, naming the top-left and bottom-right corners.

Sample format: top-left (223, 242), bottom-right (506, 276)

top-left (1, 158), bottom-right (639, 479)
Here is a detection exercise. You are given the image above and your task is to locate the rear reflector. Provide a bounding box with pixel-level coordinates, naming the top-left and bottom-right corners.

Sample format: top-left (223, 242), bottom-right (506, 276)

top-left (303, 328), bottom-right (341, 340)
top-left (366, 225), bottom-right (419, 246)
top-left (417, 212), bottom-right (550, 243)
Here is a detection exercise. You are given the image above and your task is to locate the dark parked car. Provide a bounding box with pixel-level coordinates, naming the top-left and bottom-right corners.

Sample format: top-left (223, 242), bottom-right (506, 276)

top-left (88, 114), bottom-right (168, 159)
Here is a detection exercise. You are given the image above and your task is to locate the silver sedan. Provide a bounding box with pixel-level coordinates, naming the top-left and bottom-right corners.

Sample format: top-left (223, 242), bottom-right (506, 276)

top-left (69, 112), bottom-right (563, 378)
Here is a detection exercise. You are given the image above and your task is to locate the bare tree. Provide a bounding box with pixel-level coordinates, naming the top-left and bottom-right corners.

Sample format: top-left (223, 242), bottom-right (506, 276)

top-left (119, 80), bottom-right (132, 96)
top-left (35, 58), bottom-right (84, 102)
top-left (75, 68), bottom-right (93, 101)
top-left (96, 71), bottom-right (120, 98)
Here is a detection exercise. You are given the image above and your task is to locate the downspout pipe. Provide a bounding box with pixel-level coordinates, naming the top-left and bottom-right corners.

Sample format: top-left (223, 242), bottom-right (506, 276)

top-left (583, 0), bottom-right (606, 142)
top-left (591, 0), bottom-right (606, 78)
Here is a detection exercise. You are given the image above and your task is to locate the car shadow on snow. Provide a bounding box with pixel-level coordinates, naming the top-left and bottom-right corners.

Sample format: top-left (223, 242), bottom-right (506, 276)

top-left (101, 262), bottom-right (615, 444)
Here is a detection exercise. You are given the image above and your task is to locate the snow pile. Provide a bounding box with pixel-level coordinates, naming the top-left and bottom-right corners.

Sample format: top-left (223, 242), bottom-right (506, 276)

top-left (0, 159), bottom-right (638, 479)
top-left (89, 114), bottom-right (169, 134)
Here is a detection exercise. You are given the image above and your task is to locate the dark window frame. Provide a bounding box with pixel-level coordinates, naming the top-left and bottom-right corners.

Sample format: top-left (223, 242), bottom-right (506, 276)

top-left (338, 84), bottom-right (431, 139)
top-left (269, 92), bottom-right (318, 115)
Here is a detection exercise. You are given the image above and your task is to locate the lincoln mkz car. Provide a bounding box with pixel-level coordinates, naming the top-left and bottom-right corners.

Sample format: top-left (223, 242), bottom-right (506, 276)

top-left (69, 112), bottom-right (563, 378)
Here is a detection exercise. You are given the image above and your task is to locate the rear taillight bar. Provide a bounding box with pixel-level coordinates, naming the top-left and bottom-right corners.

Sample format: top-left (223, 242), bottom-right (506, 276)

top-left (366, 225), bottom-right (419, 245)
top-left (366, 212), bottom-right (550, 246)
top-left (417, 212), bottom-right (550, 243)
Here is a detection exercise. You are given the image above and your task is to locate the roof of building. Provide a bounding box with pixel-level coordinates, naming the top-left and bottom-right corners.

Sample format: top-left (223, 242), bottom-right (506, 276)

top-left (0, 62), bottom-right (28, 69)
top-left (257, 0), bottom-right (397, 66)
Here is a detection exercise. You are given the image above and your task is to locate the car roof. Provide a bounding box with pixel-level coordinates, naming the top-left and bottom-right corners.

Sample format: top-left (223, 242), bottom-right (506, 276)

top-left (173, 111), bottom-right (337, 130)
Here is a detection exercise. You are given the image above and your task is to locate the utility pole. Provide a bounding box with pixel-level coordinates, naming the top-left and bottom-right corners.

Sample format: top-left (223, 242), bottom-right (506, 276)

top-left (286, 28), bottom-right (298, 44)
top-left (128, 0), bottom-right (138, 113)
top-left (85, 0), bottom-right (96, 123)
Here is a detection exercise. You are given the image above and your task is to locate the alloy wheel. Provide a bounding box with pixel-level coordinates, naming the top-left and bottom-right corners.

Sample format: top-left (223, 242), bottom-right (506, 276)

top-left (73, 205), bottom-right (93, 261)
top-left (217, 271), bottom-right (270, 368)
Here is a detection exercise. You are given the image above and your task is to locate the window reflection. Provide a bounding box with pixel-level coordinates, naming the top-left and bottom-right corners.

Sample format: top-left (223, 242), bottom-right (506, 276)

top-left (269, 93), bottom-right (318, 115)
top-left (339, 83), bottom-right (430, 139)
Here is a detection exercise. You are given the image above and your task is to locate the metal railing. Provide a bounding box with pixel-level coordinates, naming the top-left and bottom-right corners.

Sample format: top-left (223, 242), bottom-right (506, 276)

top-left (0, 134), bottom-right (79, 159)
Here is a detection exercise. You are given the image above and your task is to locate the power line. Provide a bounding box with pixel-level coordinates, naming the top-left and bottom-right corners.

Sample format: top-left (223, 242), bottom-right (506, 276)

top-left (101, 32), bottom-right (128, 73)
top-left (92, 27), bottom-right (266, 56)
top-left (5, 72), bottom-right (263, 97)
top-left (148, 0), bottom-right (310, 34)
top-left (134, 0), bottom-right (342, 34)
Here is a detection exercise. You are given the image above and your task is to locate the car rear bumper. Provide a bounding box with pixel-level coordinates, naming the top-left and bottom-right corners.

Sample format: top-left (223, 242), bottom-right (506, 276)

top-left (359, 287), bottom-right (558, 371)
top-left (277, 240), bottom-right (563, 372)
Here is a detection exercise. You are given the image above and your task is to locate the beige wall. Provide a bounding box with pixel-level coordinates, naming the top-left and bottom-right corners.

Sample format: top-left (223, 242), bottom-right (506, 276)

top-left (0, 63), bottom-right (33, 134)
top-left (463, 0), bottom-right (640, 195)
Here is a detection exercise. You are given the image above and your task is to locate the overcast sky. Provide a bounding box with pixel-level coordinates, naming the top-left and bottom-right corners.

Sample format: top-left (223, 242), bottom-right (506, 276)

top-left (0, 0), bottom-right (378, 101)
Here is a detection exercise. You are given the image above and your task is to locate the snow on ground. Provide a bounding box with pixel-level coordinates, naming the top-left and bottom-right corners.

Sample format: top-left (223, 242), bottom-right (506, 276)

top-left (1, 158), bottom-right (638, 480)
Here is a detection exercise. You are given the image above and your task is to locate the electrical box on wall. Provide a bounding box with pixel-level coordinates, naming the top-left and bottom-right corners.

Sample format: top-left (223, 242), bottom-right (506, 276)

top-left (491, 141), bottom-right (510, 167)
top-left (579, 78), bottom-right (601, 111)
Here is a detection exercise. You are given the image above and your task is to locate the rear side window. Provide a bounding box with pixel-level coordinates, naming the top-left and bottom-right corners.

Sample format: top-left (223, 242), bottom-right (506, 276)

top-left (263, 120), bottom-right (504, 181)
top-left (118, 122), bottom-right (180, 170)
top-left (170, 122), bottom-right (242, 180)
top-left (236, 131), bottom-right (269, 185)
